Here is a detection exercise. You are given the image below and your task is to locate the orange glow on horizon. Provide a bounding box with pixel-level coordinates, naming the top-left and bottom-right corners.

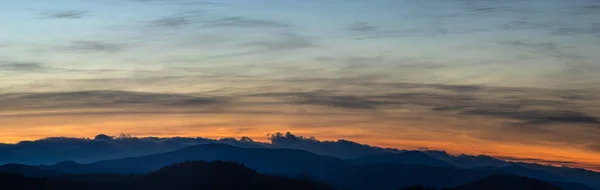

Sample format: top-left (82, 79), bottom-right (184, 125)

top-left (1, 108), bottom-right (600, 172)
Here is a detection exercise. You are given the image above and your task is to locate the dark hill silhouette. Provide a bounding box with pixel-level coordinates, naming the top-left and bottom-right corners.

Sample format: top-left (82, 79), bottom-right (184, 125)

top-left (0, 161), bottom-right (333, 190)
top-left (37, 143), bottom-right (597, 190)
top-left (550, 181), bottom-right (596, 190)
top-left (44, 143), bottom-right (350, 186)
top-left (347, 163), bottom-right (498, 189)
top-left (3, 162), bottom-right (595, 190)
top-left (0, 163), bottom-right (65, 177)
top-left (399, 174), bottom-right (577, 190)
top-left (135, 160), bottom-right (333, 190)
top-left (453, 174), bottom-right (563, 190)
top-left (351, 152), bottom-right (600, 189)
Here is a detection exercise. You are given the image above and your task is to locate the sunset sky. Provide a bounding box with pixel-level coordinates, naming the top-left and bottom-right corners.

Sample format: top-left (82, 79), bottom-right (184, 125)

top-left (1, 0), bottom-right (600, 170)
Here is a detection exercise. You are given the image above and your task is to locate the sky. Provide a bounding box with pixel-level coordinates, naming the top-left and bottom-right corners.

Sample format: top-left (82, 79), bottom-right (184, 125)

top-left (1, 0), bottom-right (600, 170)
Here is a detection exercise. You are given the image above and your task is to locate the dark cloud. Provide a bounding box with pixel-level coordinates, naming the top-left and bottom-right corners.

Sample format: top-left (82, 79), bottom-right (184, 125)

top-left (255, 92), bottom-right (387, 109)
top-left (47, 11), bottom-right (86, 19)
top-left (499, 16), bottom-right (600, 37)
top-left (587, 144), bottom-right (600, 151)
top-left (345, 22), bottom-right (429, 39)
top-left (253, 85), bottom-right (599, 126)
top-left (0, 61), bottom-right (152, 74)
top-left (500, 41), bottom-right (559, 53)
top-left (243, 33), bottom-right (316, 50)
top-left (205, 33), bottom-right (317, 58)
top-left (496, 156), bottom-right (590, 168)
top-left (68, 41), bottom-right (124, 53)
top-left (132, 0), bottom-right (221, 6)
top-left (432, 84), bottom-right (483, 93)
top-left (151, 16), bottom-right (195, 28)
top-left (347, 22), bottom-right (378, 32)
top-left (0, 90), bottom-right (226, 109)
top-left (256, 90), bottom-right (476, 110)
top-left (148, 9), bottom-right (289, 30)
top-left (461, 109), bottom-right (600, 125)
top-left (0, 62), bottom-right (46, 72)
top-left (297, 95), bottom-right (385, 109)
top-left (314, 56), bottom-right (383, 69)
top-left (206, 16), bottom-right (290, 28)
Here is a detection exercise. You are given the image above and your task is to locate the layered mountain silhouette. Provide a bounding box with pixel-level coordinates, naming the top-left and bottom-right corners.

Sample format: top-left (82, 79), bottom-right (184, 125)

top-left (43, 144), bottom-right (349, 183)
top-left (3, 160), bottom-right (594, 190)
top-left (1, 143), bottom-right (593, 190)
top-left (0, 132), bottom-right (398, 165)
top-left (0, 163), bottom-right (65, 177)
top-left (2, 133), bottom-right (599, 190)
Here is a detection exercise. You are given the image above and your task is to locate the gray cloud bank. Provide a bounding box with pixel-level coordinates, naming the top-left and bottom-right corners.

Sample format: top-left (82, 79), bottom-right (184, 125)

top-left (1, 83), bottom-right (599, 153)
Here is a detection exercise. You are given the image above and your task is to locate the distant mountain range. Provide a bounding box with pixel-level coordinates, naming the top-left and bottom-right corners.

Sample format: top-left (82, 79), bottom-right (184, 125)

top-left (1, 143), bottom-right (598, 190)
top-left (0, 132), bottom-right (399, 165)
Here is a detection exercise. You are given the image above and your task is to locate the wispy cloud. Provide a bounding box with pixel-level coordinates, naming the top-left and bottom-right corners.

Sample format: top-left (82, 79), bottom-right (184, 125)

top-left (151, 16), bottom-right (195, 28)
top-left (204, 33), bottom-right (318, 59)
top-left (347, 22), bottom-right (378, 32)
top-left (206, 16), bottom-right (290, 28)
top-left (0, 90), bottom-right (226, 109)
top-left (46, 11), bottom-right (86, 19)
top-left (0, 62), bottom-right (46, 72)
top-left (66, 41), bottom-right (125, 53)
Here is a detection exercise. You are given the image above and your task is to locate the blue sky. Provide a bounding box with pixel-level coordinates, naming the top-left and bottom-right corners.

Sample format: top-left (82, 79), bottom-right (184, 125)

top-left (1, 0), bottom-right (600, 170)
top-left (2, 0), bottom-right (599, 92)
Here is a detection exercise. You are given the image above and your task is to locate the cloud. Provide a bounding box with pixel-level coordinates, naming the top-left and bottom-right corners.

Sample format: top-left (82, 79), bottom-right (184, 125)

top-left (148, 11), bottom-right (289, 30)
top-left (0, 62), bottom-right (46, 72)
top-left (253, 85), bottom-right (600, 126)
top-left (47, 11), bottom-right (86, 19)
top-left (0, 61), bottom-right (153, 75)
top-left (151, 16), bottom-right (195, 28)
top-left (345, 22), bottom-right (423, 39)
top-left (0, 90), bottom-right (226, 109)
top-left (206, 16), bottom-right (290, 28)
top-left (432, 84), bottom-right (483, 93)
top-left (496, 156), bottom-right (581, 166)
top-left (347, 22), bottom-right (378, 32)
top-left (205, 33), bottom-right (318, 58)
top-left (587, 144), bottom-right (600, 151)
top-left (460, 109), bottom-right (600, 125)
top-left (299, 96), bottom-right (382, 109)
top-left (243, 33), bottom-right (316, 50)
top-left (255, 90), bottom-right (476, 110)
top-left (67, 41), bottom-right (124, 53)
top-left (268, 132), bottom-right (400, 159)
top-left (495, 156), bottom-right (600, 171)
